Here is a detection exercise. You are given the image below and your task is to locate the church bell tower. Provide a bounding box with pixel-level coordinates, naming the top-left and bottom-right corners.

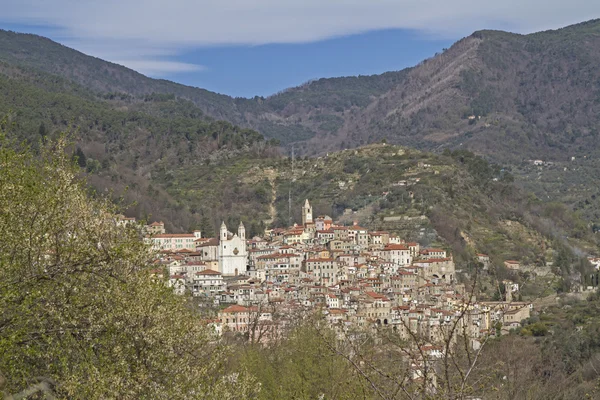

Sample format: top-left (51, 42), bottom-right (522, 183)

top-left (302, 199), bottom-right (313, 225)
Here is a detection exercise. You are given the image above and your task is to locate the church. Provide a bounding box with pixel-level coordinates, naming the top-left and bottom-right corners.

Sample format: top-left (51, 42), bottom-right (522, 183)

top-left (219, 221), bottom-right (248, 276)
top-left (196, 221), bottom-right (248, 276)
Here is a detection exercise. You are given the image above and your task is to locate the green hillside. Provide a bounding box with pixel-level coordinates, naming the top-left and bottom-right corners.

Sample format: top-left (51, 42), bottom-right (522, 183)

top-left (5, 20), bottom-right (600, 161)
top-left (160, 142), bottom-right (597, 298)
top-left (0, 61), bottom-right (276, 232)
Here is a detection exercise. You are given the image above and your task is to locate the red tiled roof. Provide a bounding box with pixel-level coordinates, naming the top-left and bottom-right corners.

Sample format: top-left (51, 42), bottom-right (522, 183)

top-left (221, 305), bottom-right (248, 313)
top-left (153, 234), bottom-right (195, 238)
top-left (413, 258), bottom-right (451, 264)
top-left (384, 244), bottom-right (409, 251)
top-left (196, 269), bottom-right (221, 275)
top-left (197, 238), bottom-right (219, 247)
top-left (257, 253), bottom-right (300, 260)
top-left (316, 229), bottom-right (334, 234)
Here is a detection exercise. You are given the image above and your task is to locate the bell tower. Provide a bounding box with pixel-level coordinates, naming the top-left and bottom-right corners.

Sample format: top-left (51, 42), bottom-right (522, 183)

top-left (238, 221), bottom-right (246, 240)
top-left (220, 221), bottom-right (228, 241)
top-left (302, 199), bottom-right (313, 225)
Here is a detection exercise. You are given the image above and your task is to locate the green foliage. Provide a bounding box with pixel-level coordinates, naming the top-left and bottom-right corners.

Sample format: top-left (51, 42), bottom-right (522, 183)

top-left (73, 146), bottom-right (86, 168)
top-left (237, 322), bottom-right (367, 399)
top-left (0, 133), bottom-right (257, 398)
top-left (529, 322), bottom-right (549, 336)
top-left (0, 62), bottom-right (278, 232)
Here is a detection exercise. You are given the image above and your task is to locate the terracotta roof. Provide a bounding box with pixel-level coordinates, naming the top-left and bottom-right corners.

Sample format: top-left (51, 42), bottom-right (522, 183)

top-left (221, 305), bottom-right (248, 313)
top-left (365, 291), bottom-right (388, 300)
top-left (395, 270), bottom-right (416, 276)
top-left (196, 269), bottom-right (221, 275)
top-left (197, 238), bottom-right (219, 247)
top-left (316, 229), bottom-right (334, 234)
top-left (414, 258), bottom-right (451, 264)
top-left (153, 234), bottom-right (196, 238)
top-left (384, 244), bottom-right (409, 251)
top-left (420, 248), bottom-right (445, 254)
top-left (257, 252), bottom-right (300, 260)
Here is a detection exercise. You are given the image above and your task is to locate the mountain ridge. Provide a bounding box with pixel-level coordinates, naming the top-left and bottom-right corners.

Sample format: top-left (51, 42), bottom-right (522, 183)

top-left (4, 20), bottom-right (600, 160)
top-left (3, 20), bottom-right (600, 225)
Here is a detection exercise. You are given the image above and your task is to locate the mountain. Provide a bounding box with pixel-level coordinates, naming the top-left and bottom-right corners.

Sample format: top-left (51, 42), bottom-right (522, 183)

top-left (0, 30), bottom-right (244, 122)
top-left (251, 19), bottom-right (600, 161)
top-left (0, 59), bottom-right (278, 233)
top-left (3, 20), bottom-right (600, 163)
top-left (2, 20), bottom-right (600, 229)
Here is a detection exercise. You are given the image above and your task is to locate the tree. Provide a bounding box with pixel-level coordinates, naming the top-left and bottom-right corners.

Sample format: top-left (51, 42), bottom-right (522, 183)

top-left (0, 132), bottom-right (257, 399)
top-left (239, 316), bottom-right (367, 400)
top-left (74, 146), bottom-right (86, 168)
top-left (38, 122), bottom-right (47, 142)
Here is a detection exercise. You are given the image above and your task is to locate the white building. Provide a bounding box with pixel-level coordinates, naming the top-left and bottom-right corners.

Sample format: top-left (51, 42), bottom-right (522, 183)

top-left (219, 221), bottom-right (248, 276)
top-left (150, 231), bottom-right (201, 251)
top-left (192, 269), bottom-right (225, 296)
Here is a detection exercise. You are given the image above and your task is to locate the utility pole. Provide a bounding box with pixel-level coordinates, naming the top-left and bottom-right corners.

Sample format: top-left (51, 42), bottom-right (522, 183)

top-left (288, 145), bottom-right (294, 227)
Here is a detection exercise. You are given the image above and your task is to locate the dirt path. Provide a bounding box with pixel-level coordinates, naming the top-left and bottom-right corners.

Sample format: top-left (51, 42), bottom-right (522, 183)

top-left (262, 168), bottom-right (277, 227)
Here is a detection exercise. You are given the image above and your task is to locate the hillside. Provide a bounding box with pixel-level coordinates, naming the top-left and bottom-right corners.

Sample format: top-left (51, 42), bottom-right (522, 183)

top-left (252, 19), bottom-right (600, 162)
top-left (0, 61), bottom-right (277, 232)
top-left (158, 142), bottom-right (598, 292)
top-left (4, 20), bottom-right (600, 161)
top-left (0, 59), bottom-right (597, 297)
top-left (2, 21), bottom-right (600, 238)
top-left (0, 30), bottom-right (243, 122)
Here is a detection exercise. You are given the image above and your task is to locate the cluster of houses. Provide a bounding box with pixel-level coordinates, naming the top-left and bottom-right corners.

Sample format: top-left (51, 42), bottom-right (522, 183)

top-left (137, 200), bottom-right (532, 349)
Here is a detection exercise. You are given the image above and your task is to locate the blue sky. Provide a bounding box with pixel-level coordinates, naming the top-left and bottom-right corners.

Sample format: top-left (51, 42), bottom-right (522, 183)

top-left (2, 0), bottom-right (600, 97)
top-left (125, 30), bottom-right (453, 98)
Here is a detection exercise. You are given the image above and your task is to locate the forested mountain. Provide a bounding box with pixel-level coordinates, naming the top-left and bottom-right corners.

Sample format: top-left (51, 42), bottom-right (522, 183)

top-left (2, 19), bottom-right (600, 233)
top-left (252, 19), bottom-right (600, 161)
top-left (3, 20), bottom-right (600, 162)
top-left (0, 60), bottom-right (278, 233)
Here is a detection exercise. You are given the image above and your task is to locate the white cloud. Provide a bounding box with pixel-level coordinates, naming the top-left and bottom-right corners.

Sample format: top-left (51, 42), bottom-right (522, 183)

top-left (2, 0), bottom-right (599, 75)
top-left (111, 60), bottom-right (205, 76)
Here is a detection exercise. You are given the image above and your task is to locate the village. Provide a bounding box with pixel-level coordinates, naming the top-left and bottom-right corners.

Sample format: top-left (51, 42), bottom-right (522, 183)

top-left (133, 199), bottom-right (535, 353)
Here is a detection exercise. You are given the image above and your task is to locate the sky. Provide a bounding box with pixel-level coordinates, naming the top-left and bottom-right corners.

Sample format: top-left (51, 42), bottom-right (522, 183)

top-left (2, 0), bottom-right (600, 97)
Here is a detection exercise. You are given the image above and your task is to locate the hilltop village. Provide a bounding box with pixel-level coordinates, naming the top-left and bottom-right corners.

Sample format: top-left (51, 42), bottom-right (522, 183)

top-left (137, 199), bottom-right (533, 349)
